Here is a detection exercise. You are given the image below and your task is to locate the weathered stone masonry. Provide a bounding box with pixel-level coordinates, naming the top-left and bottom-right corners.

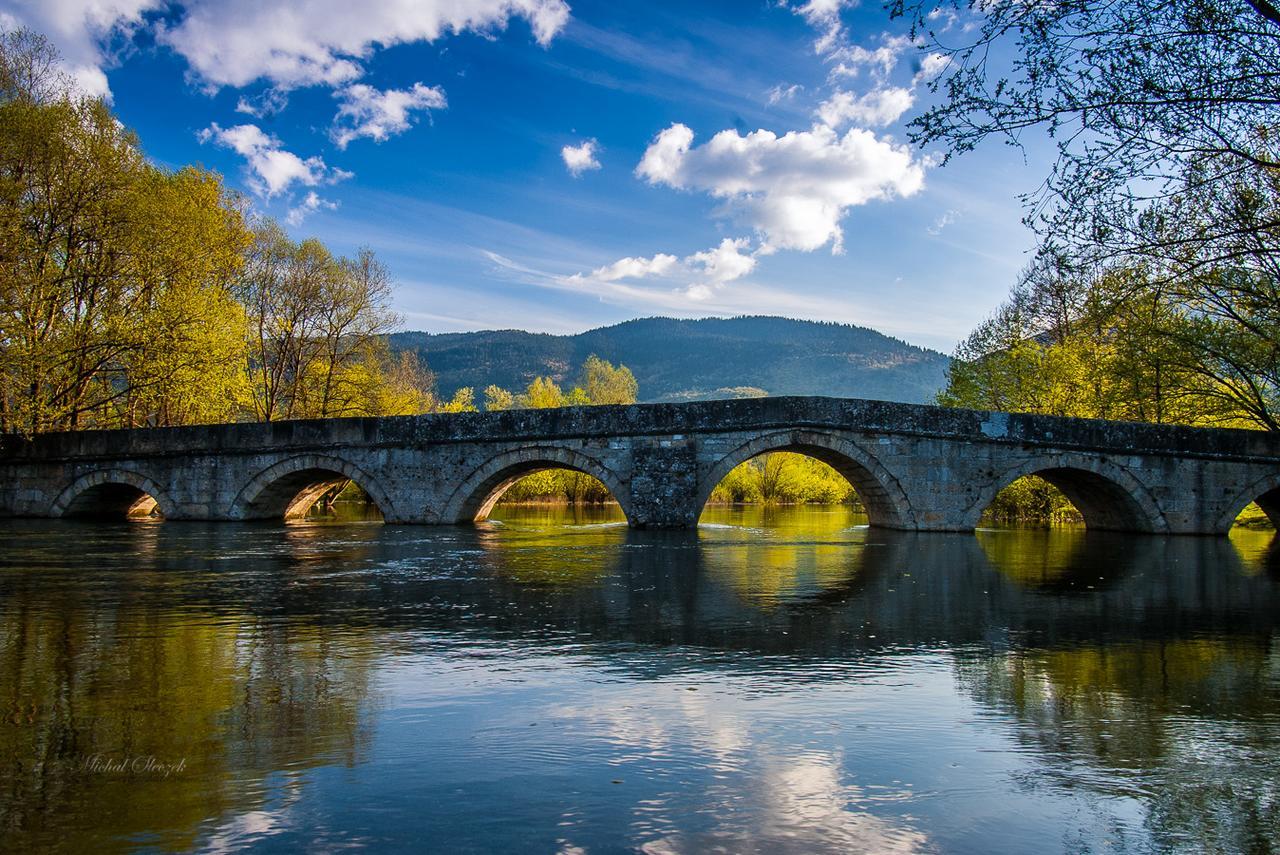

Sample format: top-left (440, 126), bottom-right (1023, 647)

top-left (2, 396), bottom-right (1279, 534)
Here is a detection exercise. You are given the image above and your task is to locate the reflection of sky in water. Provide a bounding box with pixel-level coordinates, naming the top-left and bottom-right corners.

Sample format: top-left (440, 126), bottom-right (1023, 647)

top-left (0, 507), bottom-right (1277, 852)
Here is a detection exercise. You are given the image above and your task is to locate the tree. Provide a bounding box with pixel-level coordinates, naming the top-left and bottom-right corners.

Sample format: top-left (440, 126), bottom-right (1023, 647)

top-left (437, 387), bottom-right (477, 413)
top-left (0, 30), bottom-right (254, 432)
top-left (938, 261), bottom-right (1220, 422)
top-left (523, 376), bottom-right (565, 409)
top-left (236, 223), bottom-right (400, 420)
top-left (896, 0), bottom-right (1280, 265)
top-left (580, 354), bottom-right (638, 405)
top-left (483, 384), bottom-right (516, 411)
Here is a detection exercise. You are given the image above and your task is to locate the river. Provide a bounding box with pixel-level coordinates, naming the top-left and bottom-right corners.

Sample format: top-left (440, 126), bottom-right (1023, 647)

top-left (1, 506), bottom-right (1277, 853)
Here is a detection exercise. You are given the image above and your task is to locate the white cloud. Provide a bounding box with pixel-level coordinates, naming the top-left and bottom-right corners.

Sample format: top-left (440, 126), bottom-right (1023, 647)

top-left (157, 0), bottom-right (571, 90)
top-left (574, 252), bottom-right (679, 283)
top-left (561, 139), bottom-right (602, 176)
top-left (0, 0), bottom-right (162, 98)
top-left (913, 52), bottom-right (949, 85)
top-left (197, 123), bottom-right (351, 197)
top-left (636, 123), bottom-right (926, 253)
top-left (684, 237), bottom-right (757, 299)
top-left (927, 209), bottom-right (959, 236)
top-left (829, 34), bottom-right (916, 81)
top-left (235, 88), bottom-right (289, 118)
top-left (790, 0), bottom-right (858, 56)
top-left (765, 83), bottom-right (803, 105)
top-left (567, 237), bottom-right (759, 303)
top-left (12, 0), bottom-right (570, 98)
top-left (816, 87), bottom-right (914, 128)
top-left (331, 82), bottom-right (447, 148)
top-left (286, 191), bottom-right (338, 226)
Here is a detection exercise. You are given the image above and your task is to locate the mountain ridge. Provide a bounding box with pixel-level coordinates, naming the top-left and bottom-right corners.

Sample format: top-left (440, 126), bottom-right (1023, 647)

top-left (389, 315), bottom-right (950, 405)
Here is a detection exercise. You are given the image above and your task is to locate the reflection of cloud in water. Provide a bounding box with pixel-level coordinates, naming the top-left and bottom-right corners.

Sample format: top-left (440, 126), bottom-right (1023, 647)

top-left (546, 680), bottom-right (930, 854)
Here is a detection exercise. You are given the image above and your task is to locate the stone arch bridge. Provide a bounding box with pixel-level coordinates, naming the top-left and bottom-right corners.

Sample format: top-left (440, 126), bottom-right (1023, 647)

top-left (2, 397), bottom-right (1279, 534)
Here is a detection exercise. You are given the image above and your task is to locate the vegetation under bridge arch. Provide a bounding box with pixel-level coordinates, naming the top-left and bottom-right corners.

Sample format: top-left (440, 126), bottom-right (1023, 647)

top-left (229, 454), bottom-right (400, 522)
top-left (694, 430), bottom-right (916, 529)
top-left (439, 446), bottom-right (634, 525)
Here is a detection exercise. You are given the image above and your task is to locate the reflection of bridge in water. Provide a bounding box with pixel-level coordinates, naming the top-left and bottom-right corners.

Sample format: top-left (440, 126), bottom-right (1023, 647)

top-left (1, 519), bottom-right (1277, 851)
top-left (4, 396), bottom-right (1280, 532)
top-left (6, 521), bottom-right (1272, 663)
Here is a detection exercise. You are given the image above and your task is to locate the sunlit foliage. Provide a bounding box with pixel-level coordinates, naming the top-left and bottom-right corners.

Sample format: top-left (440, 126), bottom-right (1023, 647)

top-left (708, 452), bottom-right (861, 506)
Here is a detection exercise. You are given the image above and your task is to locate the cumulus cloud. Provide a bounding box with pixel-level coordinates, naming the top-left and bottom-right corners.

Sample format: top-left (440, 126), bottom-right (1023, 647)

top-left (636, 123), bottom-right (925, 253)
top-left (561, 139), bottom-right (602, 176)
top-left (829, 34), bottom-right (916, 81)
top-left (684, 238), bottom-right (758, 300)
top-left (197, 123), bottom-right (351, 197)
top-left (14, 0), bottom-right (570, 98)
top-left (0, 0), bottom-right (162, 98)
top-left (913, 51), bottom-right (950, 85)
top-left (331, 82), bottom-right (447, 148)
top-left (157, 0), bottom-right (571, 90)
top-left (790, 0), bottom-right (858, 55)
top-left (816, 87), bottom-right (914, 128)
top-left (286, 191), bottom-right (339, 226)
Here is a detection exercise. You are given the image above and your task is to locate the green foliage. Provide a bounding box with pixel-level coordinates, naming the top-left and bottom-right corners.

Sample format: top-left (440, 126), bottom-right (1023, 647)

top-left (981, 477), bottom-right (1082, 528)
top-left (708, 452), bottom-right (863, 507)
top-left (491, 356), bottom-right (639, 502)
top-left (580, 354), bottom-right (638, 405)
top-left (437, 387), bottom-right (477, 413)
top-left (0, 30), bottom-right (442, 433)
top-left (483, 384), bottom-right (515, 411)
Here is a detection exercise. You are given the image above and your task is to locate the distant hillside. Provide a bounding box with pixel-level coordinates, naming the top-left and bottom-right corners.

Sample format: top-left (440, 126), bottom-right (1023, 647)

top-left (389, 316), bottom-right (950, 405)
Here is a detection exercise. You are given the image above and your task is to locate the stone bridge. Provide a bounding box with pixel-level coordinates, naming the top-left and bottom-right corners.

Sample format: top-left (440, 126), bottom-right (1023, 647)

top-left (1, 396), bottom-right (1278, 534)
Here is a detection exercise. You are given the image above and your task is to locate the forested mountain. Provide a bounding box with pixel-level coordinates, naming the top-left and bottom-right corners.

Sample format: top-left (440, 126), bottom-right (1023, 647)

top-left (390, 316), bottom-right (949, 404)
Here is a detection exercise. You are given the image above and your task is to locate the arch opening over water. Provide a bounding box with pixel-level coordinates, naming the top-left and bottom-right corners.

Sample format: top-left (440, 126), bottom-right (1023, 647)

top-left (443, 447), bottom-right (632, 525)
top-left (974, 465), bottom-right (1164, 533)
top-left (1234, 499), bottom-right (1278, 530)
top-left (62, 483), bottom-right (162, 520)
top-left (51, 470), bottom-right (170, 520)
top-left (233, 457), bottom-right (390, 523)
top-left (696, 431), bottom-right (913, 529)
top-left (1221, 475), bottom-right (1280, 534)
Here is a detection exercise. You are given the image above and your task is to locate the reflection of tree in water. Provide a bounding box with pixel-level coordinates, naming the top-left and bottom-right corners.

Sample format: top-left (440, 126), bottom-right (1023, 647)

top-left (955, 638), bottom-right (1280, 850)
top-left (976, 528), bottom-right (1139, 592)
top-left (0, 586), bottom-right (376, 851)
top-left (4, 514), bottom-right (1280, 850)
top-left (1228, 527), bottom-right (1280, 578)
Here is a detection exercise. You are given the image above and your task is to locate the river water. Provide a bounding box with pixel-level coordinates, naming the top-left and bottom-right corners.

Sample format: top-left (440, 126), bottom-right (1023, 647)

top-left (1, 506), bottom-right (1277, 853)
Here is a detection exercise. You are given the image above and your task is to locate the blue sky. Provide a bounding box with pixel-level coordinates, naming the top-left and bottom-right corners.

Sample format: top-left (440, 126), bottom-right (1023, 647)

top-left (2, 0), bottom-right (1051, 352)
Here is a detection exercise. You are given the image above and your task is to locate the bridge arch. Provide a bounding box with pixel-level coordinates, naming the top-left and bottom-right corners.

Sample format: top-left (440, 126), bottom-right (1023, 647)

top-left (695, 430), bottom-right (915, 529)
top-left (965, 454), bottom-right (1169, 533)
top-left (230, 454), bottom-right (396, 522)
top-left (1215, 471), bottom-right (1280, 534)
top-left (440, 446), bottom-right (633, 524)
top-left (50, 469), bottom-right (173, 519)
